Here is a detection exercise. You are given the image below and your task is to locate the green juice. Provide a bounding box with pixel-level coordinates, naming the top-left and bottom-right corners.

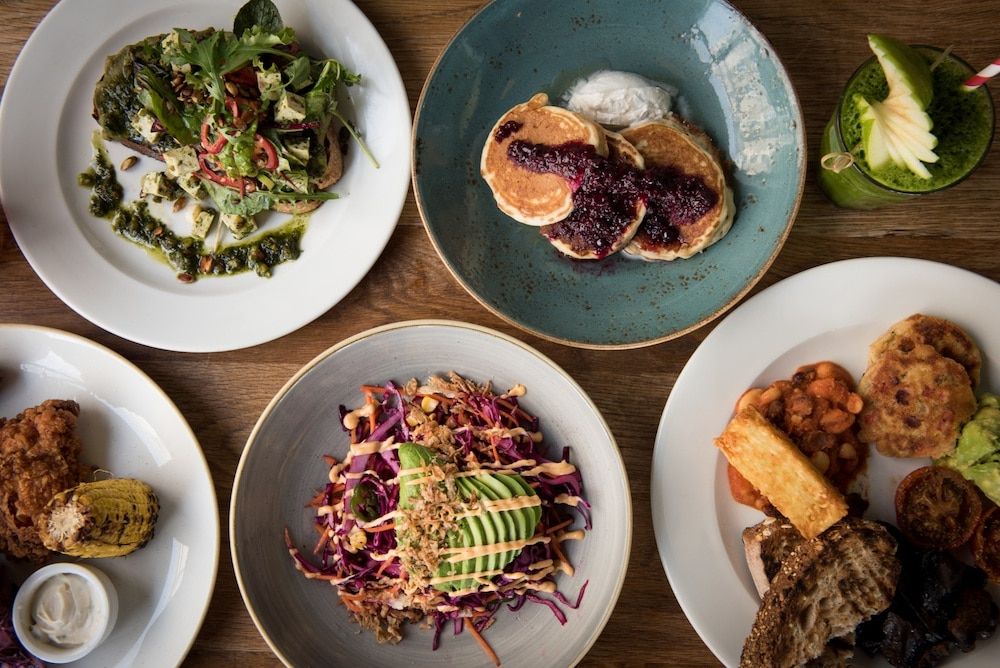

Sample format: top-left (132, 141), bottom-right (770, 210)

top-left (819, 48), bottom-right (994, 209)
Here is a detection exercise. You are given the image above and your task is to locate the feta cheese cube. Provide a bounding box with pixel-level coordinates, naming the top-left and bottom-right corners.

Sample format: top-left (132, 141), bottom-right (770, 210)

top-left (163, 146), bottom-right (200, 178)
top-left (139, 171), bottom-right (175, 199)
top-left (220, 212), bottom-right (257, 240)
top-left (257, 69), bottom-right (283, 102)
top-left (285, 138), bottom-right (310, 165)
top-left (131, 110), bottom-right (161, 144)
top-left (176, 173), bottom-right (204, 199)
top-left (161, 30), bottom-right (182, 58)
top-left (190, 206), bottom-right (216, 240)
top-left (274, 91), bottom-right (306, 123)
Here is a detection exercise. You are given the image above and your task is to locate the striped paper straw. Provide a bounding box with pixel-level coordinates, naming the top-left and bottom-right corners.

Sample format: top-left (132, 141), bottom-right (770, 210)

top-left (963, 57), bottom-right (1000, 90)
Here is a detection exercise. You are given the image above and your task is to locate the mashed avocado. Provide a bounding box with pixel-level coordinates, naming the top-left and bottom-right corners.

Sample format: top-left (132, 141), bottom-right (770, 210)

top-left (938, 393), bottom-right (1000, 505)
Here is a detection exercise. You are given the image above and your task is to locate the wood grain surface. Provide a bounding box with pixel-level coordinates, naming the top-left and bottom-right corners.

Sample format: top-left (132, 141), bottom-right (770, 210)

top-left (2, 0), bottom-right (999, 666)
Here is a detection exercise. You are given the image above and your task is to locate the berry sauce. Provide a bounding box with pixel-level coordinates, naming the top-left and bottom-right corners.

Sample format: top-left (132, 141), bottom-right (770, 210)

top-left (494, 121), bottom-right (523, 143)
top-left (507, 139), bottom-right (718, 257)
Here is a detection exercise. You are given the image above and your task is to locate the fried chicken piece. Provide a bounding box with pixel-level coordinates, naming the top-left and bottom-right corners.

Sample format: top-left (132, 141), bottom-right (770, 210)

top-left (0, 399), bottom-right (85, 561)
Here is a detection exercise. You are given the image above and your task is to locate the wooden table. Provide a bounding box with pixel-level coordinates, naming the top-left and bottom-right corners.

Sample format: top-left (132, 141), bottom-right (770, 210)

top-left (2, 0), bottom-right (999, 665)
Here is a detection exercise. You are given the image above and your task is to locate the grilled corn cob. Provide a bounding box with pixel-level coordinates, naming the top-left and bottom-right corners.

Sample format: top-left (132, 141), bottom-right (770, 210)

top-left (39, 479), bottom-right (159, 558)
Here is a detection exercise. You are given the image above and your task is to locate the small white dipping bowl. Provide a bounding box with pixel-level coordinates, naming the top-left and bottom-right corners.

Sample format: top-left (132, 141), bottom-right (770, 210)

top-left (12, 562), bottom-right (119, 664)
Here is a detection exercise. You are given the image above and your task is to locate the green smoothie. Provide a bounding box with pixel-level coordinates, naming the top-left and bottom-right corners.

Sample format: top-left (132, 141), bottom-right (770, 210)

top-left (820, 47), bottom-right (994, 209)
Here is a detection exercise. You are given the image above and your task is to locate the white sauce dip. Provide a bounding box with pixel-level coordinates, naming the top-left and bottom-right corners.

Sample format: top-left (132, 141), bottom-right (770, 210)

top-left (30, 573), bottom-right (100, 647)
top-left (564, 70), bottom-right (677, 127)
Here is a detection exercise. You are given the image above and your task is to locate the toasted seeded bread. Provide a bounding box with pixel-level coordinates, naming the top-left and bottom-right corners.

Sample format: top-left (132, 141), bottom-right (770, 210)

top-left (743, 518), bottom-right (805, 598)
top-left (740, 518), bottom-right (900, 668)
top-left (481, 93), bottom-right (607, 226)
top-left (620, 116), bottom-right (734, 261)
top-left (715, 406), bottom-right (848, 539)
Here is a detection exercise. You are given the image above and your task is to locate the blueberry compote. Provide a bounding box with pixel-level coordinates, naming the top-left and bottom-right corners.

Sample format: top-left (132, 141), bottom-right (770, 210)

top-left (507, 138), bottom-right (718, 258)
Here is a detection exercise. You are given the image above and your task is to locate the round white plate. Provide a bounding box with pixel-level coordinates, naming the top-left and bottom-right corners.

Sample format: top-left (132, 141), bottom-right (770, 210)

top-left (0, 0), bottom-right (411, 352)
top-left (231, 320), bottom-right (631, 667)
top-left (650, 257), bottom-right (1000, 667)
top-left (0, 324), bottom-right (219, 667)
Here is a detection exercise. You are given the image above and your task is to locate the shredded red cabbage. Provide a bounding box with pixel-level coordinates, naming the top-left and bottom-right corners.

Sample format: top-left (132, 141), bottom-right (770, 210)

top-left (287, 375), bottom-right (592, 658)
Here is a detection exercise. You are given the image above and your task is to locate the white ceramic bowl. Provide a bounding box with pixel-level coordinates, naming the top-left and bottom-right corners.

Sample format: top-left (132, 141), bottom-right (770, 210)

top-left (12, 563), bottom-right (119, 664)
top-left (231, 320), bottom-right (632, 667)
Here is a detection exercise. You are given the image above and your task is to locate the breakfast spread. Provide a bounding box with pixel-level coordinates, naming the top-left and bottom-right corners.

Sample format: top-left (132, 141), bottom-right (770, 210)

top-left (288, 373), bottom-right (589, 663)
top-left (481, 74), bottom-right (734, 262)
top-left (715, 313), bottom-right (999, 666)
top-left (80, 0), bottom-right (374, 282)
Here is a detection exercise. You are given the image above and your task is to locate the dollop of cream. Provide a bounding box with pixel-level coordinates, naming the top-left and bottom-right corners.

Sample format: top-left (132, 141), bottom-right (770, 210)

top-left (564, 70), bottom-right (677, 127)
top-left (30, 573), bottom-right (100, 647)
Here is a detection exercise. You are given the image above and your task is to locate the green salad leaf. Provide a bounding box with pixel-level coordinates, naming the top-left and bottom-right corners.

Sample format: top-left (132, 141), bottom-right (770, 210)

top-left (234, 0), bottom-right (283, 38)
top-left (201, 180), bottom-right (340, 217)
top-left (167, 27), bottom-right (295, 109)
top-left (216, 123), bottom-right (259, 178)
top-left (134, 64), bottom-right (198, 145)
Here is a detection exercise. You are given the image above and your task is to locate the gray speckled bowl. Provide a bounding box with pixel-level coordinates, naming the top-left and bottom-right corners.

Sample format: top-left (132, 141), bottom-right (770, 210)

top-left (231, 321), bottom-right (631, 667)
top-left (413, 0), bottom-right (804, 349)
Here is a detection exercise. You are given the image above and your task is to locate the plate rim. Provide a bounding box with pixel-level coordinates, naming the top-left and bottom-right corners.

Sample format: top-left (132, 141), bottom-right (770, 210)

top-left (410, 0), bottom-right (806, 350)
top-left (649, 256), bottom-right (1000, 665)
top-left (229, 318), bottom-right (633, 666)
top-left (0, 0), bottom-right (412, 353)
top-left (0, 322), bottom-right (220, 667)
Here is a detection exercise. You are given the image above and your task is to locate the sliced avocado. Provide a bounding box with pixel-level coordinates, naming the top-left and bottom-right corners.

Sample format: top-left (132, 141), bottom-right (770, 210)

top-left (497, 472), bottom-right (542, 527)
top-left (398, 443), bottom-right (434, 510)
top-left (455, 477), bottom-right (495, 578)
top-left (436, 523), bottom-right (474, 592)
top-left (467, 476), bottom-right (517, 570)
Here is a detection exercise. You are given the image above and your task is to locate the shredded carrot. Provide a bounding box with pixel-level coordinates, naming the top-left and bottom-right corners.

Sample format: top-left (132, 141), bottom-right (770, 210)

top-left (340, 597), bottom-right (362, 613)
top-left (360, 384), bottom-right (388, 394)
top-left (364, 522), bottom-right (396, 533)
top-left (322, 454), bottom-right (338, 467)
top-left (550, 537), bottom-right (572, 572)
top-left (364, 390), bottom-right (378, 433)
top-left (340, 590), bottom-right (367, 602)
top-left (312, 529), bottom-right (332, 555)
top-left (466, 621), bottom-right (500, 666)
top-left (375, 557), bottom-right (395, 578)
top-left (546, 518), bottom-right (573, 534)
top-left (306, 489), bottom-right (328, 508)
top-left (490, 440), bottom-right (501, 464)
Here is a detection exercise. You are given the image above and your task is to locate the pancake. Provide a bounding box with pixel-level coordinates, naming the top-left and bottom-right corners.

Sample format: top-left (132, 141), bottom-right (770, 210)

top-left (481, 93), bottom-right (607, 226)
top-left (540, 130), bottom-right (647, 260)
top-left (620, 116), bottom-right (734, 261)
top-left (857, 343), bottom-right (976, 458)
top-left (868, 314), bottom-right (981, 388)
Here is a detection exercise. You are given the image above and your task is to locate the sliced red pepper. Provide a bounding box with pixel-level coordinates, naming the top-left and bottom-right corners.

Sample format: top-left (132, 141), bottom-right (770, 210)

top-left (226, 96), bottom-right (240, 120)
top-left (198, 153), bottom-right (246, 191)
top-left (255, 134), bottom-right (279, 170)
top-left (200, 121), bottom-right (227, 154)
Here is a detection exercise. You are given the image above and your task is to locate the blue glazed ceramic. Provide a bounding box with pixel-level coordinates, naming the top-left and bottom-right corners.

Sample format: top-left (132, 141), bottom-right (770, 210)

top-left (413, 0), bottom-right (805, 348)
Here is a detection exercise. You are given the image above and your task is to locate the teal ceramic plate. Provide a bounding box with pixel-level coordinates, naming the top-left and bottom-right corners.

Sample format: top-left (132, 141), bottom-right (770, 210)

top-left (413, 0), bottom-right (804, 349)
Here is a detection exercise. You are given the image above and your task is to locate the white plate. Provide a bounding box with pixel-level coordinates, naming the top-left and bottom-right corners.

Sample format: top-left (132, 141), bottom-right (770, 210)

top-left (231, 320), bottom-right (631, 667)
top-left (650, 257), bottom-right (1000, 667)
top-left (0, 0), bottom-right (411, 352)
top-left (0, 324), bottom-right (219, 667)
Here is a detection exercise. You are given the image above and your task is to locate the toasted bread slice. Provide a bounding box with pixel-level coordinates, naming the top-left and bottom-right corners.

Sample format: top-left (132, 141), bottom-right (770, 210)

top-left (715, 407), bottom-right (848, 539)
top-left (481, 93), bottom-right (607, 226)
top-left (743, 518), bottom-right (805, 598)
top-left (740, 518), bottom-right (900, 668)
top-left (540, 130), bottom-right (646, 259)
top-left (621, 116), bottom-right (734, 261)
